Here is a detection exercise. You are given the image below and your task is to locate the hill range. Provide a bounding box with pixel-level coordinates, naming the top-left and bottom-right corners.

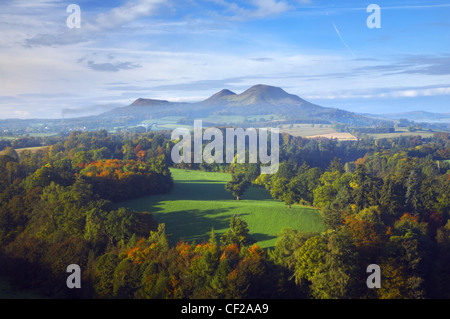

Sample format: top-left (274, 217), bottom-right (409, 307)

top-left (2, 84), bottom-right (449, 133)
top-left (99, 84), bottom-right (391, 127)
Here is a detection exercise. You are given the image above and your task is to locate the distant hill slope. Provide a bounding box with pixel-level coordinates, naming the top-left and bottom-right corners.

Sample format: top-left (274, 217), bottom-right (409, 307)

top-left (374, 111), bottom-right (450, 123)
top-left (3, 85), bottom-right (450, 134)
top-left (100, 84), bottom-right (390, 126)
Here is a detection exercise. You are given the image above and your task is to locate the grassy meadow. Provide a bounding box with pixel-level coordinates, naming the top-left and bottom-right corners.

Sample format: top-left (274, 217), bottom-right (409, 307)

top-left (119, 168), bottom-right (324, 249)
top-left (367, 127), bottom-right (436, 139)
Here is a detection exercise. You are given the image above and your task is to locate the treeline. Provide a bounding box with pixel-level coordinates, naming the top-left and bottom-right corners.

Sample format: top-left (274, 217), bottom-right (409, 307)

top-left (278, 132), bottom-right (450, 169)
top-left (182, 130), bottom-right (450, 172)
top-left (88, 217), bottom-right (290, 299)
top-left (78, 158), bottom-right (172, 201)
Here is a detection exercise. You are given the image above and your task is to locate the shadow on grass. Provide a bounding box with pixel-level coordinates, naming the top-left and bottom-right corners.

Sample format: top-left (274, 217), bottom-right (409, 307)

top-left (153, 205), bottom-right (279, 248)
top-left (249, 233), bottom-right (278, 245)
top-left (160, 208), bottom-right (278, 248)
top-left (118, 175), bottom-right (279, 247)
top-left (172, 180), bottom-right (272, 201)
top-left (157, 208), bottom-right (243, 245)
top-left (171, 180), bottom-right (232, 201)
top-left (123, 181), bottom-right (273, 213)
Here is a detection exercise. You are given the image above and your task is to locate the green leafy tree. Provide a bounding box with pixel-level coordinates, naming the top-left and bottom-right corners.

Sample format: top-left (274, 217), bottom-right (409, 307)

top-left (94, 252), bottom-right (120, 298)
top-left (405, 170), bottom-right (422, 216)
top-left (225, 172), bottom-right (250, 200)
top-left (320, 205), bottom-right (345, 231)
top-left (209, 227), bottom-right (219, 257)
top-left (220, 215), bottom-right (255, 248)
top-left (92, 147), bottom-right (112, 161)
top-left (313, 170), bottom-right (351, 209)
top-left (383, 214), bottom-right (432, 298)
top-left (1, 147), bottom-right (19, 162)
top-left (268, 228), bottom-right (313, 270)
top-left (310, 229), bottom-right (359, 299)
top-left (270, 177), bottom-right (303, 208)
top-left (112, 258), bottom-right (141, 298)
top-left (27, 164), bottom-right (62, 189)
top-left (352, 164), bottom-right (381, 211)
top-left (327, 157), bottom-right (344, 174)
top-left (437, 175), bottom-right (450, 215)
top-left (379, 175), bottom-right (403, 219)
top-left (270, 177), bottom-right (288, 202)
top-left (71, 151), bottom-right (91, 170)
top-left (295, 235), bottom-right (328, 285)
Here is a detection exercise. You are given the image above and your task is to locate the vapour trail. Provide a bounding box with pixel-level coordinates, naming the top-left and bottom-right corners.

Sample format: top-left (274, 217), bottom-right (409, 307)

top-left (331, 19), bottom-right (356, 59)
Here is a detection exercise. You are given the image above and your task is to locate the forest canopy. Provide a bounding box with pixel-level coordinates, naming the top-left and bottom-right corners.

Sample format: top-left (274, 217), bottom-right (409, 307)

top-left (0, 129), bottom-right (449, 299)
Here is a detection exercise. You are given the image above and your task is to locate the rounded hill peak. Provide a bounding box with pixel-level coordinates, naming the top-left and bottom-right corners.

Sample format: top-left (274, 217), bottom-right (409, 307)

top-left (201, 88), bottom-right (237, 104)
top-left (214, 89), bottom-right (236, 98)
top-left (239, 84), bottom-right (302, 103)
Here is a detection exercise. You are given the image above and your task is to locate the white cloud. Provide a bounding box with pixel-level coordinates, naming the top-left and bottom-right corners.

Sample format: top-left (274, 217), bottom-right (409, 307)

top-left (18, 0), bottom-right (168, 47)
top-left (305, 86), bottom-right (450, 100)
top-left (93, 0), bottom-right (167, 31)
top-left (392, 87), bottom-right (450, 98)
top-left (206, 0), bottom-right (293, 19)
top-left (251, 0), bottom-right (292, 18)
top-left (6, 0), bottom-right (60, 9)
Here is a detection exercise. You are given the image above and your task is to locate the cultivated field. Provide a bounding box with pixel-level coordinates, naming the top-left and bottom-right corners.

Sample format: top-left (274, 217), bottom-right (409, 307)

top-left (280, 124), bottom-right (357, 140)
top-left (0, 145), bottom-right (49, 156)
top-left (367, 130), bottom-right (435, 139)
top-left (305, 132), bottom-right (357, 140)
top-left (14, 146), bottom-right (49, 154)
top-left (119, 168), bottom-right (324, 249)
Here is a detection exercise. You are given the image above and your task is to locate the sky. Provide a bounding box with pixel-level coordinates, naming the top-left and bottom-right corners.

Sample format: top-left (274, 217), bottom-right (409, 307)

top-left (0, 0), bottom-right (449, 119)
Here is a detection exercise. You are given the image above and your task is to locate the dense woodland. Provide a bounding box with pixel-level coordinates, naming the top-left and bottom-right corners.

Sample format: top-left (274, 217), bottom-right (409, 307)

top-left (0, 129), bottom-right (449, 299)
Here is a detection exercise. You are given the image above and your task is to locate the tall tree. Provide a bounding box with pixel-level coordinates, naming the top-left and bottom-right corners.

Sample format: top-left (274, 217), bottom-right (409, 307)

top-left (220, 215), bottom-right (255, 248)
top-left (405, 170), bottom-right (422, 216)
top-left (310, 229), bottom-right (359, 299)
top-left (225, 172), bottom-right (250, 200)
top-left (327, 157), bottom-right (344, 174)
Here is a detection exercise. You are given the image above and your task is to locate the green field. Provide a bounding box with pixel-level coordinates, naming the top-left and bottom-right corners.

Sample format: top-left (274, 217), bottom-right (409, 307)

top-left (201, 115), bottom-right (246, 124)
top-left (368, 127), bottom-right (436, 140)
top-left (0, 136), bottom-right (17, 141)
top-left (119, 168), bottom-right (324, 249)
top-left (140, 115), bottom-right (275, 129)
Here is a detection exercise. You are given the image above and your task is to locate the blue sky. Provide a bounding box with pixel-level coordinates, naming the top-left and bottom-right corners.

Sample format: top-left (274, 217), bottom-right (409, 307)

top-left (0, 0), bottom-right (449, 119)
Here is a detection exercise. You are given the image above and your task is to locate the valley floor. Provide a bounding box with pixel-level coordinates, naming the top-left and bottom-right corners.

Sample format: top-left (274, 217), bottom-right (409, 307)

top-left (119, 168), bottom-right (324, 249)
